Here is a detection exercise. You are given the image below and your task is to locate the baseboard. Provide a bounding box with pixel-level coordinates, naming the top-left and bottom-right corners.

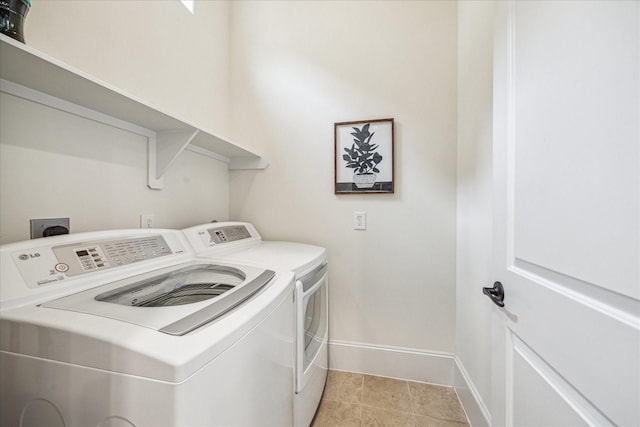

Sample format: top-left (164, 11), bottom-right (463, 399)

top-left (328, 339), bottom-right (456, 385)
top-left (328, 340), bottom-right (491, 427)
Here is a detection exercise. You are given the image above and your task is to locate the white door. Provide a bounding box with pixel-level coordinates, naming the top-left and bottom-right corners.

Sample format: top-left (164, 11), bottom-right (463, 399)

top-left (490, 1), bottom-right (639, 426)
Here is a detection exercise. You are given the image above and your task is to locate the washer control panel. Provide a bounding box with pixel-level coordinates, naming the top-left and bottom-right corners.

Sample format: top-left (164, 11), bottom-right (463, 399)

top-left (73, 246), bottom-right (110, 271)
top-left (53, 236), bottom-right (172, 276)
top-left (11, 235), bottom-right (179, 289)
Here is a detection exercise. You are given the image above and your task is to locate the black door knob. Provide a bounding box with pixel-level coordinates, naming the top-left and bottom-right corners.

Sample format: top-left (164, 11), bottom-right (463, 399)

top-left (482, 281), bottom-right (505, 307)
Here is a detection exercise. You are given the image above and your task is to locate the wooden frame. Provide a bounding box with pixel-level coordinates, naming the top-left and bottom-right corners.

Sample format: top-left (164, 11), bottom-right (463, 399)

top-left (334, 118), bottom-right (394, 194)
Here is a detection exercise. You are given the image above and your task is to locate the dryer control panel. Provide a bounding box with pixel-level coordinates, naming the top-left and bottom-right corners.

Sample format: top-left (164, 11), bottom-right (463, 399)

top-left (207, 225), bottom-right (252, 244)
top-left (183, 223), bottom-right (261, 250)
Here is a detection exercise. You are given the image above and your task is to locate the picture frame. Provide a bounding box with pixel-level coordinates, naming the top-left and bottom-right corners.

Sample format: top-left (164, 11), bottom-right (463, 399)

top-left (334, 118), bottom-right (394, 194)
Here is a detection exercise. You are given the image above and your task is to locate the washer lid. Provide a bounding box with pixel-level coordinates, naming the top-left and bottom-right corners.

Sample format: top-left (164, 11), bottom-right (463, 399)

top-left (42, 261), bottom-right (275, 335)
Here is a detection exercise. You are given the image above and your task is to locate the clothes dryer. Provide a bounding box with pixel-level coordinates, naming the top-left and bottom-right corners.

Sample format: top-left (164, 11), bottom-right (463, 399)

top-left (0, 228), bottom-right (295, 427)
top-left (182, 222), bottom-right (328, 427)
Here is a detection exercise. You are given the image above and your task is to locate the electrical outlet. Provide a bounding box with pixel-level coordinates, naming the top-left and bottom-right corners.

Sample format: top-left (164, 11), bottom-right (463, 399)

top-left (30, 218), bottom-right (70, 239)
top-left (140, 214), bottom-right (155, 228)
top-left (354, 211), bottom-right (366, 230)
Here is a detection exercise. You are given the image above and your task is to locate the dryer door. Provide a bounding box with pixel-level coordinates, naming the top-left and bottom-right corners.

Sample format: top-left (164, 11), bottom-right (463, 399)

top-left (295, 262), bottom-right (328, 393)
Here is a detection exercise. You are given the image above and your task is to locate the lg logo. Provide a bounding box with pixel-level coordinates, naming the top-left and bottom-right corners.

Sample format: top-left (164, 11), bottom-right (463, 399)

top-left (18, 253), bottom-right (40, 261)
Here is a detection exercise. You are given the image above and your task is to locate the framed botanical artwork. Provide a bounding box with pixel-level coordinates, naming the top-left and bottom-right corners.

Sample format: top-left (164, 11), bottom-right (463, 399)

top-left (334, 118), bottom-right (394, 194)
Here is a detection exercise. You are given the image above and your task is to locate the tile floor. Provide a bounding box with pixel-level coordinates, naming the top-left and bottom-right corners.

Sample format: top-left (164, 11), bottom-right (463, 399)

top-left (310, 370), bottom-right (470, 427)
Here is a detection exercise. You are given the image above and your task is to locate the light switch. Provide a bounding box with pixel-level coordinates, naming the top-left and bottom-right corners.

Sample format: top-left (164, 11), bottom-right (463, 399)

top-left (354, 211), bottom-right (366, 230)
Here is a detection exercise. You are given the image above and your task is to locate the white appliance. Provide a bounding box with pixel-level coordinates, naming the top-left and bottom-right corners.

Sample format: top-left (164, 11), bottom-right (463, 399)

top-left (182, 222), bottom-right (328, 427)
top-left (0, 228), bottom-right (295, 427)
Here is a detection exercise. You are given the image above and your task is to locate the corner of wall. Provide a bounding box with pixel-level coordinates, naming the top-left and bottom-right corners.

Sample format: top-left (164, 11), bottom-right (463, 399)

top-left (454, 356), bottom-right (492, 427)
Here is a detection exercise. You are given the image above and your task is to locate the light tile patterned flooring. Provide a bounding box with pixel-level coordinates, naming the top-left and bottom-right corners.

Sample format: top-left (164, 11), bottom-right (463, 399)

top-left (310, 370), bottom-right (470, 427)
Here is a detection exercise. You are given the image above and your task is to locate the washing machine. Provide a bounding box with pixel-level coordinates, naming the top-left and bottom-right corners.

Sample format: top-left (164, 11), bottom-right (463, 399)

top-left (0, 228), bottom-right (295, 427)
top-left (182, 222), bottom-right (328, 427)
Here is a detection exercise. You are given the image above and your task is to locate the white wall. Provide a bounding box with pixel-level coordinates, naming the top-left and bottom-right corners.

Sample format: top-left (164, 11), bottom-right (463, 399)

top-left (456, 0), bottom-right (495, 421)
top-left (229, 1), bottom-right (458, 353)
top-left (0, 0), bottom-right (232, 243)
top-left (25, 0), bottom-right (231, 137)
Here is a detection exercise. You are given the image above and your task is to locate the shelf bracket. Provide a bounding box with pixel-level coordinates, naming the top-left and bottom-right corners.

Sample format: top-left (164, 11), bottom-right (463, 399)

top-left (228, 157), bottom-right (270, 170)
top-left (148, 129), bottom-right (199, 189)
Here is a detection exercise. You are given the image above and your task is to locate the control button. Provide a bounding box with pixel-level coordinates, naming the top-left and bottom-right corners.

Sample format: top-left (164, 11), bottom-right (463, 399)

top-left (55, 263), bottom-right (70, 273)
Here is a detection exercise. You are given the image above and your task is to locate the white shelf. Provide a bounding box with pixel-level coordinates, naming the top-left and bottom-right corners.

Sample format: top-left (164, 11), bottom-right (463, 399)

top-left (0, 34), bottom-right (268, 189)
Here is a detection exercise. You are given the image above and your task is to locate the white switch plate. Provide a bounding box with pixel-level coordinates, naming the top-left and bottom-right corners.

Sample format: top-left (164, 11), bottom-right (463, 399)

top-left (140, 214), bottom-right (155, 228)
top-left (354, 211), bottom-right (366, 230)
